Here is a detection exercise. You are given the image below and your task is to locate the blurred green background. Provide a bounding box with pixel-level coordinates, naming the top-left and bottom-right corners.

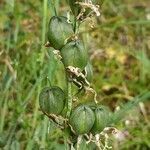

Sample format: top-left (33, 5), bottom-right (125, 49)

top-left (0, 0), bottom-right (150, 149)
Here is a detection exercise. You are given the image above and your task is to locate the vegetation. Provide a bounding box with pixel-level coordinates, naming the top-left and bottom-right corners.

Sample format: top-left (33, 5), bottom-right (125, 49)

top-left (0, 0), bottom-right (150, 149)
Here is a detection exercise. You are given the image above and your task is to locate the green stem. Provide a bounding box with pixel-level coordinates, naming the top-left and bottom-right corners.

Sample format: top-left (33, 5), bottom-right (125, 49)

top-left (42, 0), bottom-right (47, 44)
top-left (63, 63), bottom-right (72, 118)
top-left (53, 5), bottom-right (57, 16)
top-left (52, 0), bottom-right (57, 16)
top-left (74, 16), bottom-right (77, 33)
top-left (66, 80), bottom-right (72, 118)
top-left (47, 77), bottom-right (52, 87)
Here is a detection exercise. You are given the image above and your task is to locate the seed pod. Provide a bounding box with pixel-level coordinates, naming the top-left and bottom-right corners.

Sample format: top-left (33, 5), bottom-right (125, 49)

top-left (61, 40), bottom-right (88, 70)
top-left (39, 86), bottom-right (65, 115)
top-left (83, 62), bottom-right (93, 82)
top-left (69, 105), bottom-right (95, 135)
top-left (91, 106), bottom-right (111, 134)
top-left (47, 16), bottom-right (74, 50)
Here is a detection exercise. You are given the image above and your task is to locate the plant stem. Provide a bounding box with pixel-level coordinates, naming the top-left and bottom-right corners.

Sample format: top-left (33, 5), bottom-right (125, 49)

top-left (74, 16), bottom-right (77, 33)
top-left (42, 0), bottom-right (47, 44)
top-left (51, 0), bottom-right (58, 16)
top-left (66, 80), bottom-right (72, 118)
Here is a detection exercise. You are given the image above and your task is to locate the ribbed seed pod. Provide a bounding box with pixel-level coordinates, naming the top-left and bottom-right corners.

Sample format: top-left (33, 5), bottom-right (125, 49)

top-left (69, 105), bottom-right (95, 135)
top-left (91, 106), bottom-right (111, 134)
top-left (47, 16), bottom-right (74, 50)
top-left (61, 40), bottom-right (88, 70)
top-left (39, 86), bottom-right (65, 115)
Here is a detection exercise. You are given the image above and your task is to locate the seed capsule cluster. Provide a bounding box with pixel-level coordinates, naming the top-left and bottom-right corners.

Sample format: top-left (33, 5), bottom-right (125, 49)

top-left (39, 14), bottom-right (90, 118)
top-left (39, 0), bottom-right (111, 147)
top-left (69, 105), bottom-right (111, 135)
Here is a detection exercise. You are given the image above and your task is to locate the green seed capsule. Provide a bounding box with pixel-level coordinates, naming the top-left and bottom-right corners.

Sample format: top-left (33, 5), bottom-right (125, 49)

top-left (61, 40), bottom-right (88, 70)
top-left (39, 86), bottom-right (65, 115)
top-left (69, 105), bottom-right (95, 135)
top-left (47, 16), bottom-right (74, 50)
top-left (91, 106), bottom-right (111, 134)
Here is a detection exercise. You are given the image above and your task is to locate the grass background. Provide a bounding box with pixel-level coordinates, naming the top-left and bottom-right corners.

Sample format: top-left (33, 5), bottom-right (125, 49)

top-left (0, 0), bottom-right (150, 149)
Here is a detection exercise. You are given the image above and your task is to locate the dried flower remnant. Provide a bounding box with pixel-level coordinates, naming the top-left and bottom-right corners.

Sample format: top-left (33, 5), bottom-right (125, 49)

top-left (76, 1), bottom-right (100, 17)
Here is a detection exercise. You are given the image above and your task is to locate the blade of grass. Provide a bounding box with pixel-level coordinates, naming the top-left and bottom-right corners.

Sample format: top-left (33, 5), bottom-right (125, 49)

top-left (40, 117), bottom-right (49, 149)
top-left (42, 0), bottom-right (48, 44)
top-left (26, 0), bottom-right (49, 149)
top-left (112, 91), bottom-right (150, 124)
